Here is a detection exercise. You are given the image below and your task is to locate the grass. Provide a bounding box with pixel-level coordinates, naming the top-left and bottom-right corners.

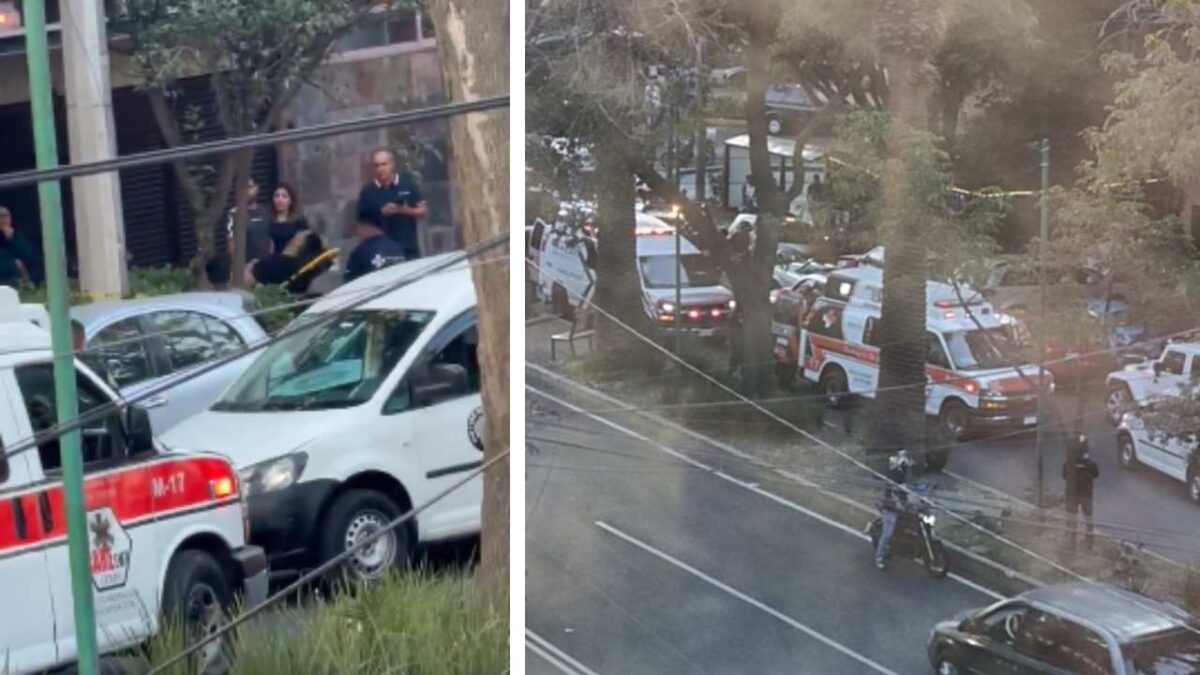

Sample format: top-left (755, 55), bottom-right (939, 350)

top-left (143, 570), bottom-right (508, 675)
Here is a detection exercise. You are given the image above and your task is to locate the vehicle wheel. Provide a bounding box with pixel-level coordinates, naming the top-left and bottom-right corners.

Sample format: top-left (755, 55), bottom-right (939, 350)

top-left (925, 541), bottom-right (950, 578)
top-left (1106, 385), bottom-right (1132, 425)
top-left (1188, 469), bottom-right (1200, 505)
top-left (161, 550), bottom-right (234, 675)
top-left (1117, 433), bottom-right (1138, 469)
top-left (551, 284), bottom-right (575, 322)
top-left (775, 362), bottom-right (796, 390)
top-left (819, 367), bottom-right (849, 409)
top-left (767, 115), bottom-right (783, 135)
top-left (934, 654), bottom-right (961, 675)
top-left (318, 489), bottom-right (412, 585)
top-left (938, 401), bottom-right (970, 441)
top-left (925, 448), bottom-right (949, 473)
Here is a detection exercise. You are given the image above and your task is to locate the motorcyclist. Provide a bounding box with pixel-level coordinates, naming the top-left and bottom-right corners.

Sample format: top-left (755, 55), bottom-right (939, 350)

top-left (875, 449), bottom-right (914, 570)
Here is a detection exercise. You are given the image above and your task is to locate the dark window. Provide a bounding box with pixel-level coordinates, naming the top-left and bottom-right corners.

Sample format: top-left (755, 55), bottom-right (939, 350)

top-left (90, 317), bottom-right (155, 388)
top-left (201, 315), bottom-right (246, 358)
top-left (980, 604), bottom-right (1027, 648)
top-left (17, 364), bottom-right (124, 472)
top-left (863, 317), bottom-right (878, 347)
top-left (149, 311), bottom-right (219, 372)
top-left (1127, 628), bottom-right (1200, 674)
top-left (530, 221), bottom-right (545, 251)
top-left (928, 333), bottom-right (952, 369)
top-left (1162, 350), bottom-right (1187, 376)
top-left (338, 7), bottom-right (425, 51)
top-left (384, 321), bottom-right (479, 414)
top-left (805, 302), bottom-right (844, 341)
top-left (1020, 611), bottom-right (1113, 675)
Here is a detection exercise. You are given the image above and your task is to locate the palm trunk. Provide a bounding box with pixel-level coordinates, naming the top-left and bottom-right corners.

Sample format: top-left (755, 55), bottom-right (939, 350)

top-left (430, 0), bottom-right (509, 602)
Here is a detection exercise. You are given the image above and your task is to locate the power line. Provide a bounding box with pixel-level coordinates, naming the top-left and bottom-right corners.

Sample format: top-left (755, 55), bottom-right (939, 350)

top-left (147, 447), bottom-right (509, 674)
top-left (0, 235), bottom-right (507, 467)
top-left (0, 96), bottom-right (509, 190)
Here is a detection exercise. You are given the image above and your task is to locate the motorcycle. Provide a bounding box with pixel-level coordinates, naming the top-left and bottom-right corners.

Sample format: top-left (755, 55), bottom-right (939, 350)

top-left (866, 501), bottom-right (950, 578)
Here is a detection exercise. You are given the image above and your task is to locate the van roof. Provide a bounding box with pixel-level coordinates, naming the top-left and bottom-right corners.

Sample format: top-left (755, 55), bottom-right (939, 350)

top-left (635, 212), bottom-right (675, 236)
top-left (308, 252), bottom-right (477, 317)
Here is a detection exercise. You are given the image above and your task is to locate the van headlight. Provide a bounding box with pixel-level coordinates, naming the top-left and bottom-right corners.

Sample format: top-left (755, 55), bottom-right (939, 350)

top-left (239, 452), bottom-right (308, 497)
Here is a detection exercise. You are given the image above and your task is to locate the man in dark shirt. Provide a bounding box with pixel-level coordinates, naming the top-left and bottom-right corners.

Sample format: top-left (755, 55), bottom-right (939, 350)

top-left (0, 206), bottom-right (32, 287)
top-left (345, 220), bottom-right (407, 283)
top-left (356, 149), bottom-right (426, 259)
top-left (1063, 435), bottom-right (1099, 551)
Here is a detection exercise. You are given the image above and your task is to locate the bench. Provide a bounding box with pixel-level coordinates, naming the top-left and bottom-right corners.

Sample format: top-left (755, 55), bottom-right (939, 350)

top-left (550, 305), bottom-right (596, 360)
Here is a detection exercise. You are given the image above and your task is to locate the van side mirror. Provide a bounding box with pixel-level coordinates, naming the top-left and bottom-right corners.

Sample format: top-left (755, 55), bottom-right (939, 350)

top-left (124, 405), bottom-right (154, 453)
top-left (411, 363), bottom-right (469, 407)
top-left (1153, 361), bottom-right (1166, 376)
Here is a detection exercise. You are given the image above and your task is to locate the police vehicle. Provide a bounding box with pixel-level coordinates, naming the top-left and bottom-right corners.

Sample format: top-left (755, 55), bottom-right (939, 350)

top-left (0, 287), bottom-right (266, 674)
top-left (798, 266), bottom-right (1052, 442)
top-left (163, 254), bottom-right (484, 583)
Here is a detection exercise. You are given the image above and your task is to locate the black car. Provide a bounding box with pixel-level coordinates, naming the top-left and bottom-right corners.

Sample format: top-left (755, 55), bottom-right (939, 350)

top-left (928, 582), bottom-right (1200, 674)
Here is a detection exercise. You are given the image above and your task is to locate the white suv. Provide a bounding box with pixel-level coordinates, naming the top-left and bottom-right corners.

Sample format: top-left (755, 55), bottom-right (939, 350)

top-left (1106, 342), bottom-right (1200, 425)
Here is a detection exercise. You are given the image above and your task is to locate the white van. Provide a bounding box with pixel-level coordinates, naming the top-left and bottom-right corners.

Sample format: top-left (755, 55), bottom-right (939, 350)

top-left (0, 288), bottom-right (265, 674)
top-left (163, 254), bottom-right (483, 582)
top-left (635, 226), bottom-right (735, 341)
top-left (799, 266), bottom-right (1052, 441)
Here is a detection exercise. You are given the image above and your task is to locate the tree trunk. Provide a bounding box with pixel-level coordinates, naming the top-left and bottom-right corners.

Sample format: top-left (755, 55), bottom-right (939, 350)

top-left (871, 10), bottom-right (940, 460)
top-left (593, 141), bottom-right (643, 360)
top-left (429, 0), bottom-right (509, 604)
top-left (229, 148), bottom-right (255, 289)
top-left (738, 5), bottom-right (784, 397)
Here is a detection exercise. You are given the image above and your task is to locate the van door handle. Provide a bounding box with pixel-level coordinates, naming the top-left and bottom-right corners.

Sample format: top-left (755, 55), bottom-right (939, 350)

top-left (143, 395), bottom-right (169, 409)
top-left (38, 492), bottom-right (52, 533)
top-left (11, 497), bottom-right (27, 540)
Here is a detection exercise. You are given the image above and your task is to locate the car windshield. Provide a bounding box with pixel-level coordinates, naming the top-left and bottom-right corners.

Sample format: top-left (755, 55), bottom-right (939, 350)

top-left (1127, 628), bottom-right (1200, 674)
top-left (213, 310), bottom-right (434, 412)
top-left (639, 254), bottom-right (723, 289)
top-left (943, 327), bottom-right (1024, 370)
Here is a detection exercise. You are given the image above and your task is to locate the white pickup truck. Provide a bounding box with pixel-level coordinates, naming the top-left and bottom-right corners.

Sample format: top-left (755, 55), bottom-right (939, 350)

top-left (1106, 342), bottom-right (1200, 425)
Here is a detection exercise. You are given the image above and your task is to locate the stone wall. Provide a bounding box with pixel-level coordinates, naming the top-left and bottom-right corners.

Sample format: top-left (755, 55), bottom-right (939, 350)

top-left (277, 45), bottom-right (459, 266)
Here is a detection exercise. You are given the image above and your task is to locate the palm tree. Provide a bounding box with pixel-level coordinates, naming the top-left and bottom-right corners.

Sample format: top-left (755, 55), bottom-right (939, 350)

top-left (870, 0), bottom-right (946, 465)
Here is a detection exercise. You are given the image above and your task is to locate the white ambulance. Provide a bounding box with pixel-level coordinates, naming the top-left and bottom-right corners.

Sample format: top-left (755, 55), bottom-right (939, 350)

top-left (799, 266), bottom-right (1052, 440)
top-left (0, 287), bottom-right (266, 674)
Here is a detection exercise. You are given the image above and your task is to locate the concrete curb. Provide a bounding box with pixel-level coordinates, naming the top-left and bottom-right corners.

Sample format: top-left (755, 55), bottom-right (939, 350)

top-left (529, 363), bottom-right (1047, 599)
top-left (525, 314), bottom-right (559, 327)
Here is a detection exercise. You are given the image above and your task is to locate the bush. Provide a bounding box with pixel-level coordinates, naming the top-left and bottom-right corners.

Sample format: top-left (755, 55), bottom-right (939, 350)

top-left (249, 283), bottom-right (302, 334)
top-left (145, 570), bottom-right (508, 675)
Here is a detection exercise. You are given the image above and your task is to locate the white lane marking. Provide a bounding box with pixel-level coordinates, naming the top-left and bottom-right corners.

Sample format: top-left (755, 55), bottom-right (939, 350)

top-left (526, 629), bottom-right (601, 675)
top-left (529, 381), bottom-right (1006, 602)
top-left (596, 521), bottom-right (900, 675)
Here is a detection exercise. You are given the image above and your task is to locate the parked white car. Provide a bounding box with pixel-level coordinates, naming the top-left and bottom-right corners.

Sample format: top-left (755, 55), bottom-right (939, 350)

top-left (163, 254), bottom-right (483, 582)
top-left (1105, 342), bottom-right (1200, 425)
top-left (1117, 410), bottom-right (1200, 503)
top-left (70, 292), bottom-right (268, 433)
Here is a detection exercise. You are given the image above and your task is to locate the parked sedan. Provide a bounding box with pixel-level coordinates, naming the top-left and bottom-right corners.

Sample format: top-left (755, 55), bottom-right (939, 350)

top-left (928, 582), bottom-right (1200, 674)
top-left (71, 292), bottom-right (268, 432)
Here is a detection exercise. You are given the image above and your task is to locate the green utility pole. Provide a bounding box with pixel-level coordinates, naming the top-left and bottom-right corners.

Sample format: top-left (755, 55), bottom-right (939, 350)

top-left (1035, 138), bottom-right (1050, 510)
top-left (21, 0), bottom-right (100, 671)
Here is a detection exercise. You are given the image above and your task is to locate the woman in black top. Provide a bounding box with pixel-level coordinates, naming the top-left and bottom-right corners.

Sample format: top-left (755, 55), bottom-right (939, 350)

top-left (268, 183), bottom-right (309, 253)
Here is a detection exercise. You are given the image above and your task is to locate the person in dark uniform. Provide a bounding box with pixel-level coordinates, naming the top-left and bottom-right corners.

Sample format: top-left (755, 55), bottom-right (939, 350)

top-left (0, 206), bottom-right (33, 287)
top-left (356, 149), bottom-right (426, 259)
top-left (1063, 435), bottom-right (1099, 551)
top-left (345, 220), bottom-right (407, 283)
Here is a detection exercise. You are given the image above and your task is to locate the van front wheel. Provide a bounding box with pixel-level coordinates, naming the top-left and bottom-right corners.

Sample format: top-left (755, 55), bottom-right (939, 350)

top-left (319, 489), bottom-right (412, 584)
top-left (161, 550), bottom-right (234, 675)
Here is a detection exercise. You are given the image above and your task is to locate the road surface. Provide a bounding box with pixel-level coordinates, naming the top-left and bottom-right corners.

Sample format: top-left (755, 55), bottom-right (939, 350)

top-left (526, 369), bottom-right (999, 675)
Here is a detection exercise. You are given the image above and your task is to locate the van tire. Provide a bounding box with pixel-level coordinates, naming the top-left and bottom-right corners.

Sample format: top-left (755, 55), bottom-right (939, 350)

top-left (318, 489), bottom-right (412, 585)
top-left (819, 367), bottom-right (849, 409)
top-left (161, 550), bottom-right (234, 675)
top-left (938, 400), bottom-right (970, 441)
top-left (552, 284), bottom-right (575, 321)
top-left (1107, 385), bottom-right (1132, 426)
top-left (1117, 433), bottom-right (1138, 469)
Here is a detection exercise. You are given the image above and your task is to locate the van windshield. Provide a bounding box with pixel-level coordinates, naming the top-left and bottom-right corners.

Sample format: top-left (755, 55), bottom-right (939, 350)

top-left (213, 310), bottom-right (434, 412)
top-left (943, 327), bottom-right (1024, 371)
top-left (640, 254), bottom-right (723, 289)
